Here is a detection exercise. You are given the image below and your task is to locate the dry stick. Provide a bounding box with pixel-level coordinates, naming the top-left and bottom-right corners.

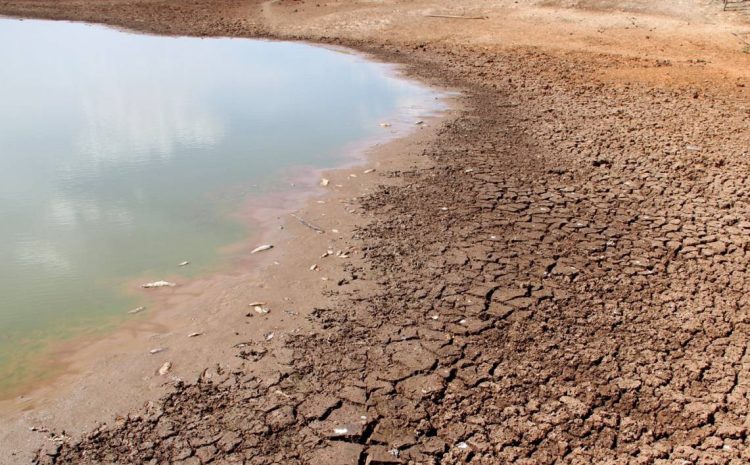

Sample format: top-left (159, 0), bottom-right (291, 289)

top-left (290, 213), bottom-right (325, 234)
top-left (424, 14), bottom-right (487, 20)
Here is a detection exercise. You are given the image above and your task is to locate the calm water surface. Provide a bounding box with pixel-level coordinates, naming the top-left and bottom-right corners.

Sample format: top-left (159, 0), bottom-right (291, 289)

top-left (0, 19), bottom-right (438, 394)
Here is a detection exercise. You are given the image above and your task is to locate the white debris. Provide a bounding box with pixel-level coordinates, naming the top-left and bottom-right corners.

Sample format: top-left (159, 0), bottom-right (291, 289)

top-left (248, 301), bottom-right (266, 307)
top-left (364, 169), bottom-right (376, 174)
top-left (379, 122), bottom-right (391, 128)
top-left (178, 261), bottom-right (190, 267)
top-left (457, 442), bottom-right (469, 450)
top-left (333, 428), bottom-right (349, 435)
top-left (265, 332), bottom-right (275, 341)
top-left (250, 244), bottom-right (274, 254)
top-left (149, 348), bottom-right (164, 355)
top-left (321, 250), bottom-right (333, 258)
top-left (158, 362), bottom-right (172, 376)
top-left (415, 120), bottom-right (425, 125)
top-left (310, 264), bottom-right (318, 271)
top-left (253, 305), bottom-right (270, 315)
top-left (331, 229), bottom-right (340, 234)
top-left (142, 281), bottom-right (176, 289)
top-left (430, 315), bottom-right (439, 320)
top-left (128, 306), bottom-right (146, 314)
top-left (188, 332), bottom-right (203, 338)
top-left (320, 178), bottom-right (330, 187)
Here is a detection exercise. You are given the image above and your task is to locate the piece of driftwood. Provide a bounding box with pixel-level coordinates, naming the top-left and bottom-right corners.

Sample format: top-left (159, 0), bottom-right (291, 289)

top-left (425, 14), bottom-right (487, 19)
top-left (291, 213), bottom-right (325, 234)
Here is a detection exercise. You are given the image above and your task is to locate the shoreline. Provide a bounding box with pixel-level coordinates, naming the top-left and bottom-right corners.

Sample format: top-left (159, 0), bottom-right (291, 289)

top-left (0, 27), bottom-right (457, 459)
top-left (2, 1), bottom-right (750, 464)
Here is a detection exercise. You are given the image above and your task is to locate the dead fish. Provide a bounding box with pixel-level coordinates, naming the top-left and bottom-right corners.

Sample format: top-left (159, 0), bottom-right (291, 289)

top-left (364, 169), bottom-right (376, 174)
top-left (178, 261), bottom-right (190, 267)
top-left (321, 250), bottom-right (333, 258)
top-left (250, 244), bottom-right (274, 254)
top-left (379, 122), bottom-right (391, 128)
top-left (149, 348), bottom-right (164, 355)
top-left (415, 120), bottom-right (425, 125)
top-left (158, 362), bottom-right (172, 376)
top-left (248, 301), bottom-right (266, 307)
top-left (188, 332), bottom-right (203, 338)
top-left (320, 178), bottom-right (330, 187)
top-left (142, 281), bottom-right (176, 289)
top-left (310, 264), bottom-right (318, 271)
top-left (128, 306), bottom-right (146, 314)
top-left (264, 332), bottom-right (275, 341)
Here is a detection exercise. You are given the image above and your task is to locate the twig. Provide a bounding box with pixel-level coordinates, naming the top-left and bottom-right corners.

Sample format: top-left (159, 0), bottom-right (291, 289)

top-left (290, 213), bottom-right (325, 234)
top-left (425, 14), bottom-right (487, 20)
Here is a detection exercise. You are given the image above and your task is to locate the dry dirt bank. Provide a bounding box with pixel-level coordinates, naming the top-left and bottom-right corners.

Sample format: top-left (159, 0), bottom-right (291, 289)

top-left (1, 1), bottom-right (750, 464)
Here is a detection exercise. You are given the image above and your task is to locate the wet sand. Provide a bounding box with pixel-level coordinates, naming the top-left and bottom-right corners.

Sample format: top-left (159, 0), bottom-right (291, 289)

top-left (0, 1), bottom-right (749, 464)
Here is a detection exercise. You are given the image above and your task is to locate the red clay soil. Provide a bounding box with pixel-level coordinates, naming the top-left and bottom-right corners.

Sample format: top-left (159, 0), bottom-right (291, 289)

top-left (1, 0), bottom-right (750, 464)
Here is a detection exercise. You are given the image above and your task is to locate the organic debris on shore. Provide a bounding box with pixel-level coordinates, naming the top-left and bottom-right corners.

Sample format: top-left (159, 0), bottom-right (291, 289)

top-left (141, 281), bottom-right (176, 289)
top-left (250, 244), bottom-right (274, 254)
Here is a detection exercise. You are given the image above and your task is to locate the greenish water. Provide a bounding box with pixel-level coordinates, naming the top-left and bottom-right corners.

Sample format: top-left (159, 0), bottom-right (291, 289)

top-left (0, 19), bottom-right (439, 395)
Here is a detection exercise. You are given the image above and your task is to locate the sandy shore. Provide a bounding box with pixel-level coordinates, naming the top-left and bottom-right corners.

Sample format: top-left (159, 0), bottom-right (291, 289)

top-left (0, 1), bottom-right (749, 464)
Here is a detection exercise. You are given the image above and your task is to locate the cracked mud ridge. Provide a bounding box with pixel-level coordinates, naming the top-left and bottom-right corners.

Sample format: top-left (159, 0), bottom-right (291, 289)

top-left (2, 0), bottom-right (748, 464)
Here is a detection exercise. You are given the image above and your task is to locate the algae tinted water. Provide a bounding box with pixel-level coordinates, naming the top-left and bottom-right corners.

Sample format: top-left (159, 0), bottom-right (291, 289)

top-left (0, 19), bottom-right (437, 394)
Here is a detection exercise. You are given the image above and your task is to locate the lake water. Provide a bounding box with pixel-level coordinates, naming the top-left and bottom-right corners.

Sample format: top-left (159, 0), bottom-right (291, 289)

top-left (0, 19), bottom-right (438, 395)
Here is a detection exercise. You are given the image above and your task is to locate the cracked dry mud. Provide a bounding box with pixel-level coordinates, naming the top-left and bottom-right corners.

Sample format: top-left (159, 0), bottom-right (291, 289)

top-left (8, 2), bottom-right (750, 465)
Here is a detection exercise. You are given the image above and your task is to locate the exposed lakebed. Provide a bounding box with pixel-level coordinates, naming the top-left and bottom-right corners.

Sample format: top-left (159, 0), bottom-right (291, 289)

top-left (0, 18), bottom-right (440, 396)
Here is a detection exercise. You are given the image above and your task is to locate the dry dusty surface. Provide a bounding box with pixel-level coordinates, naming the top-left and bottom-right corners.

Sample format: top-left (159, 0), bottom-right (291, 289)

top-left (1, 0), bottom-right (750, 464)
